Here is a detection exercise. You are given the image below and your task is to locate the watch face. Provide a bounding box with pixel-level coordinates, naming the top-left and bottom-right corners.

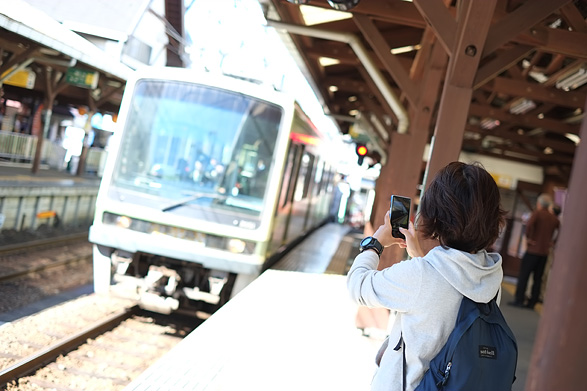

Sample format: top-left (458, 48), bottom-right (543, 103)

top-left (360, 237), bottom-right (373, 247)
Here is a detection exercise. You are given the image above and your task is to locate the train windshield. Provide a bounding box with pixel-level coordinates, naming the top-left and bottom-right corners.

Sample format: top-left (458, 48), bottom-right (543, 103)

top-left (110, 79), bottom-right (283, 219)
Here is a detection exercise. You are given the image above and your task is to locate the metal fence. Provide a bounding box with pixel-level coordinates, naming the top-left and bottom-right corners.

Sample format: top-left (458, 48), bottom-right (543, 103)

top-left (0, 130), bottom-right (106, 174)
top-left (0, 131), bottom-right (37, 161)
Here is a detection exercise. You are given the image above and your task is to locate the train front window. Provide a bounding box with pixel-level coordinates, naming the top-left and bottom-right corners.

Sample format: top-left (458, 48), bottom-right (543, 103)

top-left (111, 79), bottom-right (282, 217)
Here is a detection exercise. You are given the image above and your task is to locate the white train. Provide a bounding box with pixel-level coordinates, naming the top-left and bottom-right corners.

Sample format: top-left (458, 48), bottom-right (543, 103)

top-left (89, 67), bottom-right (340, 315)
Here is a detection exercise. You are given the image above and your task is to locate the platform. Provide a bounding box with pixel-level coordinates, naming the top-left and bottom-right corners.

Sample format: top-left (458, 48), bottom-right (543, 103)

top-left (125, 270), bottom-right (381, 391)
top-left (0, 163), bottom-right (100, 239)
top-left (0, 162), bottom-right (101, 187)
top-left (123, 223), bottom-right (539, 391)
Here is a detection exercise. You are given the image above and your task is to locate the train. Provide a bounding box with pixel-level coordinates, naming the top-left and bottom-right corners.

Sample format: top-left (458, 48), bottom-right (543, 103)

top-left (88, 67), bottom-right (342, 315)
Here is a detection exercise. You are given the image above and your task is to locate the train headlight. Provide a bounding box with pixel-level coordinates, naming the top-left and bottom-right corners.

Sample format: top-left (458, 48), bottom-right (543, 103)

top-left (116, 216), bottom-right (132, 229)
top-left (227, 238), bottom-right (247, 254)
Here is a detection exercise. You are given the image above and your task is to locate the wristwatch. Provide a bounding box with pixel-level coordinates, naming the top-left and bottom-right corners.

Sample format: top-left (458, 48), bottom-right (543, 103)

top-left (359, 236), bottom-right (383, 257)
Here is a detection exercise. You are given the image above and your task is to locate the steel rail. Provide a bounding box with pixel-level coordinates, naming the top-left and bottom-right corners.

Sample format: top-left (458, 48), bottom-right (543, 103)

top-left (0, 254), bottom-right (92, 283)
top-left (0, 232), bottom-right (89, 256)
top-left (0, 306), bottom-right (139, 387)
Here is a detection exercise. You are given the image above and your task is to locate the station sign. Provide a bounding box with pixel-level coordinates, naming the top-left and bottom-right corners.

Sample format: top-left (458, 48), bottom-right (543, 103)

top-left (1, 68), bottom-right (36, 89)
top-left (65, 67), bottom-right (99, 89)
top-left (491, 173), bottom-right (515, 189)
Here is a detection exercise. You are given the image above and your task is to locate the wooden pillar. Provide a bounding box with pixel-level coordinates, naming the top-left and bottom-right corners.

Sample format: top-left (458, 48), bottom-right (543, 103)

top-left (32, 66), bottom-right (68, 174)
top-left (32, 68), bottom-right (51, 174)
top-left (525, 99), bottom-right (587, 390)
top-left (373, 41), bottom-right (448, 270)
top-left (423, 0), bottom-right (497, 190)
top-left (76, 110), bottom-right (95, 177)
top-left (77, 90), bottom-right (98, 177)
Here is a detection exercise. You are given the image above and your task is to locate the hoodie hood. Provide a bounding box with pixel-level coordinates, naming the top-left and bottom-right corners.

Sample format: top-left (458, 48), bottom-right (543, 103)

top-left (424, 246), bottom-right (503, 303)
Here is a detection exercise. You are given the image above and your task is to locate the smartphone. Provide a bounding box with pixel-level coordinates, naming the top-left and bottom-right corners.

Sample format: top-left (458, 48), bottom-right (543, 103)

top-left (390, 195), bottom-right (411, 239)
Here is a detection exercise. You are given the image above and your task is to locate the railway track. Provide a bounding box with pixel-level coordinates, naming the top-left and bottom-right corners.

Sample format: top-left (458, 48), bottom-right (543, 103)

top-left (0, 232), bottom-right (89, 256)
top-left (0, 306), bottom-right (139, 387)
top-left (0, 301), bottom-right (200, 391)
top-left (0, 233), bottom-right (94, 314)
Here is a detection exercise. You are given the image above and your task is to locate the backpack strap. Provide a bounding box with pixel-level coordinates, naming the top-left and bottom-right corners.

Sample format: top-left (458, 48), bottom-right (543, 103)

top-left (443, 297), bottom-right (481, 359)
top-left (393, 334), bottom-right (407, 391)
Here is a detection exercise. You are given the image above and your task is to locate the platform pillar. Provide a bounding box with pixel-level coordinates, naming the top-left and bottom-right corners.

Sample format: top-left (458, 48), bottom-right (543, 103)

top-left (525, 99), bottom-right (587, 390)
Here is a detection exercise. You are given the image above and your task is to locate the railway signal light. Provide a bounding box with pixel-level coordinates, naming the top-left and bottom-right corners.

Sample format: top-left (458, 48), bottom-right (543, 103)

top-left (356, 144), bottom-right (368, 165)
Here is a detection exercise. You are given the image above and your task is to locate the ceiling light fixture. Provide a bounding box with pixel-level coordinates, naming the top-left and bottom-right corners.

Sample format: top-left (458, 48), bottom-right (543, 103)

top-left (286, 0), bottom-right (361, 11)
top-left (480, 118), bottom-right (500, 130)
top-left (556, 65), bottom-right (587, 91)
top-left (318, 57), bottom-right (340, 67)
top-left (565, 133), bottom-right (581, 145)
top-left (327, 0), bottom-right (361, 10)
top-left (390, 44), bottom-right (421, 55)
top-left (509, 99), bottom-right (536, 115)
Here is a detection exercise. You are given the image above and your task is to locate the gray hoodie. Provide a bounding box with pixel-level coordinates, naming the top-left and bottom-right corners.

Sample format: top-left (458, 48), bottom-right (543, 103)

top-left (347, 246), bottom-right (503, 391)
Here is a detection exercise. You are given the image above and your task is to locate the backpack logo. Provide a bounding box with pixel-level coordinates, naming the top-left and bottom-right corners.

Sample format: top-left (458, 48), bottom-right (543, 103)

top-left (479, 345), bottom-right (497, 359)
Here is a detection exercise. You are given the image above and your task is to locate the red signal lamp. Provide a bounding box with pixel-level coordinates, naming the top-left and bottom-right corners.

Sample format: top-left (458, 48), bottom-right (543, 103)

top-left (356, 144), bottom-right (368, 165)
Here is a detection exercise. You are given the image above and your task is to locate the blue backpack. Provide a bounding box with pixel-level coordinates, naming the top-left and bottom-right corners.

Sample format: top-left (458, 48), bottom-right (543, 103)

top-left (401, 295), bottom-right (518, 391)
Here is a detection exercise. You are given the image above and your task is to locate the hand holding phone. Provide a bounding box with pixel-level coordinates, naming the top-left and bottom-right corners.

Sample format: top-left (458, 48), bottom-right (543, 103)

top-left (390, 195), bottom-right (411, 240)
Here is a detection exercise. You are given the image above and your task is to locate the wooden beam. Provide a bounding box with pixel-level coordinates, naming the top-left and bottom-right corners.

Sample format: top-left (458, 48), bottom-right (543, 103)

top-left (462, 142), bottom-right (573, 165)
top-left (559, 2), bottom-right (587, 33)
top-left (96, 86), bottom-right (124, 108)
top-left (463, 144), bottom-right (545, 166)
top-left (306, 42), bottom-right (415, 73)
top-left (0, 44), bottom-right (39, 76)
top-left (412, 0), bottom-right (456, 54)
top-left (306, 0), bottom-right (427, 29)
top-left (542, 59), bottom-right (584, 87)
top-left (353, 14), bottom-right (418, 107)
top-left (483, 0), bottom-right (573, 56)
top-left (446, 0), bottom-right (497, 87)
top-left (518, 26), bottom-right (587, 59)
top-left (491, 77), bottom-right (586, 109)
top-left (474, 45), bottom-right (534, 89)
top-left (466, 125), bottom-right (576, 154)
top-left (469, 102), bottom-right (580, 135)
top-left (323, 76), bottom-right (371, 94)
top-left (409, 28), bottom-right (436, 81)
top-left (359, 93), bottom-right (393, 140)
top-left (357, 66), bottom-right (400, 124)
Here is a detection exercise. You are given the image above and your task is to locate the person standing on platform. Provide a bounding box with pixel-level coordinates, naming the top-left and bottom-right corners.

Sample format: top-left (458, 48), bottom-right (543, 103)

top-left (347, 162), bottom-right (506, 391)
top-left (509, 193), bottom-right (560, 309)
top-left (539, 203), bottom-right (562, 304)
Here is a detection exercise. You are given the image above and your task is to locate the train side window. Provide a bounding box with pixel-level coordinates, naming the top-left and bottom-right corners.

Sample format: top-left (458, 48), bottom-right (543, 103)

top-left (315, 160), bottom-right (325, 195)
top-left (294, 151), bottom-right (312, 201)
top-left (279, 143), bottom-right (299, 208)
top-left (303, 153), bottom-right (315, 199)
top-left (325, 167), bottom-right (335, 193)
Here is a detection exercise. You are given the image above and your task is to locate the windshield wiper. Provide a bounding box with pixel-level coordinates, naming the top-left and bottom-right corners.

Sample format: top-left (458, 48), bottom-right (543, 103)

top-left (161, 192), bottom-right (227, 212)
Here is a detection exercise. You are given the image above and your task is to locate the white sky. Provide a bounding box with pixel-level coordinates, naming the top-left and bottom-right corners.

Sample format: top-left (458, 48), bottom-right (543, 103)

top-left (184, 0), bottom-right (341, 141)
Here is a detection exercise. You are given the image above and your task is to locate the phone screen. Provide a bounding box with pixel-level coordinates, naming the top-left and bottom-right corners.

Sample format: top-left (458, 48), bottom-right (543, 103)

top-left (390, 195), bottom-right (411, 239)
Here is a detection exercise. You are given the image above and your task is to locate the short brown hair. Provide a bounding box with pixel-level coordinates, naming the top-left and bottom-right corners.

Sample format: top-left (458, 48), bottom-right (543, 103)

top-left (417, 161), bottom-right (506, 253)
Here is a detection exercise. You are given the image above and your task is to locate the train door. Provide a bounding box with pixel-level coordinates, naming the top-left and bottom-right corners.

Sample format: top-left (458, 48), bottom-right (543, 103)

top-left (498, 181), bottom-right (542, 277)
top-left (286, 147), bottom-right (312, 243)
top-left (268, 142), bottom-right (303, 255)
